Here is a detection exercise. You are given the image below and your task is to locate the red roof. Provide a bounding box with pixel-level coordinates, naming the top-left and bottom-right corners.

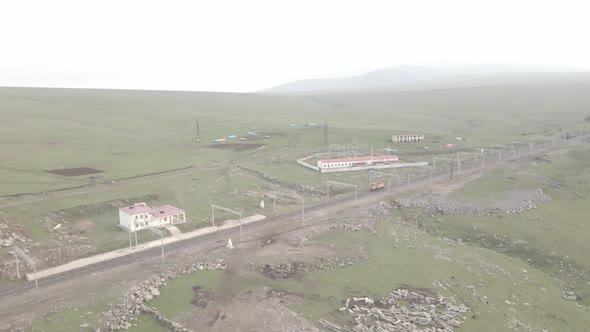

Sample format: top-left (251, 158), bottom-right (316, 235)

top-left (119, 203), bottom-right (184, 217)
top-left (148, 205), bottom-right (185, 218)
top-left (319, 155), bottom-right (398, 163)
top-left (119, 203), bottom-right (154, 214)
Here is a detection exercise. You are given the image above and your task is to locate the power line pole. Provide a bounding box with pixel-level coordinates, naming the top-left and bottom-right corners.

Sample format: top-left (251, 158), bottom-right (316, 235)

top-left (323, 120), bottom-right (329, 147)
top-left (195, 117), bottom-right (201, 142)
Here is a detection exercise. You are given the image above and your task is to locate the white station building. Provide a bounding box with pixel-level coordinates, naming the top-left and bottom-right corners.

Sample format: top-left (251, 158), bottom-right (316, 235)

top-left (317, 155), bottom-right (399, 169)
top-left (119, 202), bottom-right (186, 232)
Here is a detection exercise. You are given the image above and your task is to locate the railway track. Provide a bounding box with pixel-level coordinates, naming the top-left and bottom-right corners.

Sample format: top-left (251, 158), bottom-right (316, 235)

top-left (0, 136), bottom-right (586, 300)
top-left (0, 188), bottom-right (388, 298)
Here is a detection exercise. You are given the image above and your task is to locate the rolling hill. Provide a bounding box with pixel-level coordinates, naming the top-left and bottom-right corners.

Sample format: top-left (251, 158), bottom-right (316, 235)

top-left (262, 64), bottom-right (588, 94)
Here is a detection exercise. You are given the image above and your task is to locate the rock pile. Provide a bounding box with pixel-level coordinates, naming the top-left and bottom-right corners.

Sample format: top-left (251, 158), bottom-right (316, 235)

top-left (0, 223), bottom-right (30, 248)
top-left (314, 256), bottom-right (360, 270)
top-left (288, 221), bottom-right (375, 247)
top-left (340, 288), bottom-right (469, 332)
top-left (341, 224), bottom-right (375, 232)
top-left (103, 259), bottom-right (226, 331)
top-left (394, 189), bottom-right (550, 216)
top-left (258, 254), bottom-right (366, 279)
top-left (360, 202), bottom-right (391, 218)
top-left (562, 289), bottom-right (579, 302)
top-left (262, 262), bottom-right (307, 279)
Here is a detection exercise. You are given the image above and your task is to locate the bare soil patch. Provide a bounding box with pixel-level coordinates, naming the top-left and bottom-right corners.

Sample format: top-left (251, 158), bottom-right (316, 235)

top-left (46, 167), bottom-right (103, 176)
top-left (191, 286), bottom-right (216, 308)
top-left (73, 219), bottom-right (95, 235)
top-left (189, 289), bottom-right (320, 332)
top-left (207, 143), bottom-right (265, 151)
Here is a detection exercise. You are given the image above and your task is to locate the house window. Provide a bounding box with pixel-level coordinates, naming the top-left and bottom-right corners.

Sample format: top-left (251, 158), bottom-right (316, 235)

top-left (164, 217), bottom-right (168, 222)
top-left (135, 215), bottom-right (138, 220)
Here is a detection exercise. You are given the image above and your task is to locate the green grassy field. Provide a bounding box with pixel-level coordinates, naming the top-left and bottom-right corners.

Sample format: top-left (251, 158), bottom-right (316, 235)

top-left (425, 146), bottom-right (590, 306)
top-left (1, 83), bottom-right (588, 197)
top-left (34, 217), bottom-right (590, 331)
top-left (0, 83), bottom-right (588, 271)
top-left (22, 147), bottom-right (590, 331)
top-left (1, 82), bottom-right (589, 330)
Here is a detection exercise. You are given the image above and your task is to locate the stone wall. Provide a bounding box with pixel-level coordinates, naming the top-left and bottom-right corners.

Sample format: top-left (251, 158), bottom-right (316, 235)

top-left (103, 259), bottom-right (226, 331)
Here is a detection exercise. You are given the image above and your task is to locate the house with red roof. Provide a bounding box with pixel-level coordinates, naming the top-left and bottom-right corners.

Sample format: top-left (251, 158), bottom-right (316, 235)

top-left (119, 202), bottom-right (186, 232)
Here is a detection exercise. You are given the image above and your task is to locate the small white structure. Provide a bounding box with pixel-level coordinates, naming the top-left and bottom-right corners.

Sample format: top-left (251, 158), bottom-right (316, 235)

top-left (227, 239), bottom-right (234, 249)
top-left (119, 202), bottom-right (186, 232)
top-left (259, 200), bottom-right (265, 209)
top-left (392, 134), bottom-right (424, 143)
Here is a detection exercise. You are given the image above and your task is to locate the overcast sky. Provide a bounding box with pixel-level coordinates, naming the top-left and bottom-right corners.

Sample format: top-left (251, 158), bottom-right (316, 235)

top-left (1, 0), bottom-right (590, 92)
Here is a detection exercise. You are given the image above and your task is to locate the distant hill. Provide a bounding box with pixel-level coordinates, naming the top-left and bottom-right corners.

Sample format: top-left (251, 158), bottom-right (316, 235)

top-left (262, 64), bottom-right (588, 94)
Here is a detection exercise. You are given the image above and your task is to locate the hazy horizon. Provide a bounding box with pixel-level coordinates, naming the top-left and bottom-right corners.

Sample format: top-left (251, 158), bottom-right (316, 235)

top-left (2, 0), bottom-right (590, 92)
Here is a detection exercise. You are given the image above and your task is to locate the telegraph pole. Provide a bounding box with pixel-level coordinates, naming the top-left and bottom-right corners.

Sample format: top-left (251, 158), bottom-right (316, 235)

top-left (323, 120), bottom-right (329, 147)
top-left (147, 227), bottom-right (165, 263)
top-left (195, 117), bottom-right (201, 142)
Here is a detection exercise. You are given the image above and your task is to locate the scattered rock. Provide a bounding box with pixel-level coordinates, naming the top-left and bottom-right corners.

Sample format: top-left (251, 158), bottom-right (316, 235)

top-left (340, 288), bottom-right (469, 332)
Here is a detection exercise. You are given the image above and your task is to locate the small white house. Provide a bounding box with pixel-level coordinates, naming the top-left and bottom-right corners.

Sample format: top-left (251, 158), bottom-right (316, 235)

top-left (119, 202), bottom-right (186, 232)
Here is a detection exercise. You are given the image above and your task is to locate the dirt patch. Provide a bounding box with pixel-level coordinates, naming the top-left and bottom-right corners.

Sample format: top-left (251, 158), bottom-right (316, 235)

top-left (46, 167), bottom-right (103, 176)
top-left (189, 290), bottom-right (320, 332)
top-left (207, 143), bottom-right (265, 151)
top-left (191, 286), bottom-right (216, 308)
top-left (73, 219), bottom-right (95, 234)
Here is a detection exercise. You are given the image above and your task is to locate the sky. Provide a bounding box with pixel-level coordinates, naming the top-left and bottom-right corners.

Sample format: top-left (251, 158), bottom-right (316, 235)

top-left (1, 0), bottom-right (590, 92)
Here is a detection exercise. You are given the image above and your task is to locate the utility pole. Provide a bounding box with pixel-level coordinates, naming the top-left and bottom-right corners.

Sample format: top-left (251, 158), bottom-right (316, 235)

top-left (14, 246), bottom-right (38, 293)
top-left (272, 191), bottom-right (305, 224)
top-left (211, 204), bottom-right (243, 240)
top-left (147, 227), bottom-right (165, 263)
top-left (449, 156), bottom-right (455, 180)
top-left (432, 157), bottom-right (456, 182)
top-left (326, 180), bottom-right (358, 200)
top-left (195, 117), bottom-right (201, 143)
top-left (323, 120), bottom-right (329, 147)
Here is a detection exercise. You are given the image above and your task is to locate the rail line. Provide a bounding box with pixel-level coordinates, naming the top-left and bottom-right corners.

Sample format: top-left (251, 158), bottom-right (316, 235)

top-left (0, 136), bottom-right (587, 299)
